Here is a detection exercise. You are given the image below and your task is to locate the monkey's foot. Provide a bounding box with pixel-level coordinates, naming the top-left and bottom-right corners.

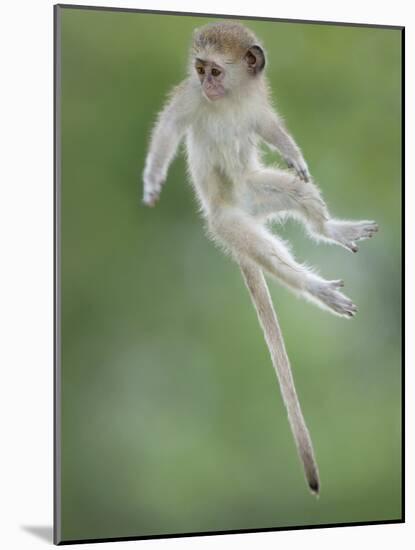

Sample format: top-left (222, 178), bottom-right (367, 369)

top-left (307, 278), bottom-right (357, 318)
top-left (326, 220), bottom-right (379, 253)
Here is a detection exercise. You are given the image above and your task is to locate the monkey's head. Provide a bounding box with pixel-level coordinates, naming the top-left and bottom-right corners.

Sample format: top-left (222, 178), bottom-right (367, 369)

top-left (191, 22), bottom-right (266, 102)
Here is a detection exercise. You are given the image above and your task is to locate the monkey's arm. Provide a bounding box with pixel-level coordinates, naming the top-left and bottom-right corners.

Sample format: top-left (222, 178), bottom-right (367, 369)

top-left (256, 110), bottom-right (311, 182)
top-left (143, 83), bottom-right (192, 206)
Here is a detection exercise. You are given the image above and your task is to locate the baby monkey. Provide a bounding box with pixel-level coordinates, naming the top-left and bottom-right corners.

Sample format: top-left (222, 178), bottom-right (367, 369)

top-left (143, 21), bottom-right (378, 495)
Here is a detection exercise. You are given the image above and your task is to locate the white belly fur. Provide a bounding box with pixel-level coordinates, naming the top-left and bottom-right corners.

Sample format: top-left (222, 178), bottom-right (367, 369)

top-left (185, 106), bottom-right (260, 213)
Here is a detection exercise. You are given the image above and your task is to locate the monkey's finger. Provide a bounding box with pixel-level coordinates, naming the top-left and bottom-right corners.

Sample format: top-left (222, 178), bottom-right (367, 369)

top-left (299, 168), bottom-right (311, 182)
top-left (329, 279), bottom-right (345, 289)
top-left (142, 192), bottom-right (159, 207)
top-left (300, 172), bottom-right (308, 182)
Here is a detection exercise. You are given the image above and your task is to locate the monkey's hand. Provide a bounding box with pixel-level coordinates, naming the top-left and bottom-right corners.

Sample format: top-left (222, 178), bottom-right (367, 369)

top-left (142, 168), bottom-right (164, 207)
top-left (284, 156), bottom-right (311, 183)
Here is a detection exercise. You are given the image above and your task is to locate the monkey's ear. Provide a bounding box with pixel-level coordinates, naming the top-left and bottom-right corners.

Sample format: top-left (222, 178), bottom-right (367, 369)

top-left (244, 45), bottom-right (266, 74)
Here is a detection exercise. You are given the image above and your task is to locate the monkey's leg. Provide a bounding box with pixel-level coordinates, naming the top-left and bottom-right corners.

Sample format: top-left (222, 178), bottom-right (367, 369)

top-left (209, 206), bottom-right (357, 317)
top-left (239, 258), bottom-right (320, 494)
top-left (246, 169), bottom-right (378, 253)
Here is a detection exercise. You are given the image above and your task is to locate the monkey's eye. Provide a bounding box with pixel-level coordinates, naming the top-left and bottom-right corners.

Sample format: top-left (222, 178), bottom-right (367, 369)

top-left (211, 68), bottom-right (221, 77)
top-left (196, 66), bottom-right (205, 75)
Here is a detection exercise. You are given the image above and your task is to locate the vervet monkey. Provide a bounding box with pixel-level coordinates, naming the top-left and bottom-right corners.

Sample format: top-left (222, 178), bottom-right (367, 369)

top-left (142, 21), bottom-right (378, 495)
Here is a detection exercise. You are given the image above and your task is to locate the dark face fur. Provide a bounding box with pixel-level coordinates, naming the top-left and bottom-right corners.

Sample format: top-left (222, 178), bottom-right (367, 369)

top-left (195, 58), bottom-right (226, 101)
top-left (192, 22), bottom-right (266, 103)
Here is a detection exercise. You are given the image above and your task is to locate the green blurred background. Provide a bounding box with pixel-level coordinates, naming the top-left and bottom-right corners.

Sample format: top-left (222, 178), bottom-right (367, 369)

top-left (58, 6), bottom-right (402, 542)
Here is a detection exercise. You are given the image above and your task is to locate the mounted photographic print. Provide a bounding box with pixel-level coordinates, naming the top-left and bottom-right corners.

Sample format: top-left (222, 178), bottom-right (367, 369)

top-left (54, 4), bottom-right (404, 545)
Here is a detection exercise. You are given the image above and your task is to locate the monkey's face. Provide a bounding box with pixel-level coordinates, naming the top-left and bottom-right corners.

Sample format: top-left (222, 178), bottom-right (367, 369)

top-left (192, 45), bottom-right (266, 103)
top-left (194, 58), bottom-right (227, 102)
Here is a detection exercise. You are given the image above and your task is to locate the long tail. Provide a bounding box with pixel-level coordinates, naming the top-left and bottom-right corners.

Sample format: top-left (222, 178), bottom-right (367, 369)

top-left (239, 259), bottom-right (320, 495)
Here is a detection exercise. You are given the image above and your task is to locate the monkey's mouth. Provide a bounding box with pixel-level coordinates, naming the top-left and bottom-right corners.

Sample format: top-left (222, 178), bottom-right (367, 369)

top-left (202, 84), bottom-right (226, 102)
top-left (203, 91), bottom-right (223, 102)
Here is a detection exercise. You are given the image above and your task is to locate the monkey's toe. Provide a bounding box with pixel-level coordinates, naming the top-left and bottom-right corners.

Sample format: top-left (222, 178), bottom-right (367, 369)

top-left (346, 242), bottom-right (358, 253)
top-left (330, 279), bottom-right (344, 289)
top-left (310, 280), bottom-right (357, 319)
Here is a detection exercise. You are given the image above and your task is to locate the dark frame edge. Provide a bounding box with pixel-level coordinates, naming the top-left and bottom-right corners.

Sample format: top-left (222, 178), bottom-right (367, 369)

top-left (401, 26), bottom-right (405, 524)
top-left (57, 519), bottom-right (404, 546)
top-left (54, 3), bottom-right (404, 31)
top-left (53, 3), bottom-right (63, 547)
